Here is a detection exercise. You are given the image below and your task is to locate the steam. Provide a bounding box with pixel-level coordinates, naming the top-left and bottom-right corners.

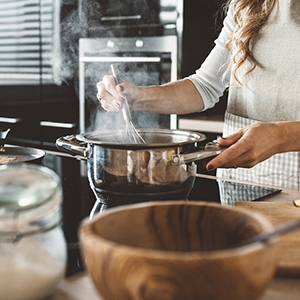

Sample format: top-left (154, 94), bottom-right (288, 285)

top-left (56, 0), bottom-right (169, 134)
top-left (59, 7), bottom-right (85, 84)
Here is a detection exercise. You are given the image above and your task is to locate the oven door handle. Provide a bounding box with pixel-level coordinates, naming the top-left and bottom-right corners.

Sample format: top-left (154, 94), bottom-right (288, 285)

top-left (101, 15), bottom-right (142, 22)
top-left (80, 57), bottom-right (161, 63)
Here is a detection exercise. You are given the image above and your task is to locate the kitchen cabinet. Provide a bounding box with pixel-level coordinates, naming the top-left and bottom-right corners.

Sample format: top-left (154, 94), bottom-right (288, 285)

top-left (40, 84), bottom-right (79, 148)
top-left (0, 83), bottom-right (79, 149)
top-left (0, 1), bottom-right (79, 150)
top-left (0, 86), bottom-right (41, 145)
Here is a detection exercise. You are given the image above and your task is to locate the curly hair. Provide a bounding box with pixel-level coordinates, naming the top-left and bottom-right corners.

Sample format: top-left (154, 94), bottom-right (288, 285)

top-left (224, 0), bottom-right (277, 84)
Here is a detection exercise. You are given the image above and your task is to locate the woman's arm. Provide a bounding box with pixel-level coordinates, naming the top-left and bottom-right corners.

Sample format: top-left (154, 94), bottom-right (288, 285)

top-left (97, 77), bottom-right (204, 115)
top-left (131, 79), bottom-right (205, 114)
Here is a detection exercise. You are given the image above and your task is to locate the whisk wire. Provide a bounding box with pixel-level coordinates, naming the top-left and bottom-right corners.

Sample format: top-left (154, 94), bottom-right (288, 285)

top-left (124, 120), bottom-right (146, 144)
top-left (111, 64), bottom-right (146, 144)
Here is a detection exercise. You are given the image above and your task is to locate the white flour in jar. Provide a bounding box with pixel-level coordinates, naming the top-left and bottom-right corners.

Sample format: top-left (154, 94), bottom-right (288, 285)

top-left (0, 237), bottom-right (66, 300)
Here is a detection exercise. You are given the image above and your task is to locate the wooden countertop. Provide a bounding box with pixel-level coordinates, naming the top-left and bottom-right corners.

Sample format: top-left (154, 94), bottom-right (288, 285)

top-left (49, 272), bottom-right (300, 300)
top-left (49, 176), bottom-right (300, 300)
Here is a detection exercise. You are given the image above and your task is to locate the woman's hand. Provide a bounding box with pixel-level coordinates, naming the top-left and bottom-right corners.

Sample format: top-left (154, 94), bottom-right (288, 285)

top-left (206, 122), bottom-right (284, 171)
top-left (96, 75), bottom-right (139, 112)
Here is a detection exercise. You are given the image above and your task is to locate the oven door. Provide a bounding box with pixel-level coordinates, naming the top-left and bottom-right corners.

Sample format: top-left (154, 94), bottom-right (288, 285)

top-left (84, 54), bottom-right (172, 130)
top-left (79, 36), bottom-right (177, 132)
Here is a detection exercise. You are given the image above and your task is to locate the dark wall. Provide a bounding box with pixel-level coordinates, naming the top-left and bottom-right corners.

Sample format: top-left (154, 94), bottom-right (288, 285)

top-left (181, 0), bottom-right (226, 78)
top-left (180, 0), bottom-right (228, 115)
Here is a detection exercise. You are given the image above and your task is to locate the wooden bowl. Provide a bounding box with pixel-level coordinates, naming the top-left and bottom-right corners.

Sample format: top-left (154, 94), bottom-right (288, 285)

top-left (79, 201), bottom-right (278, 300)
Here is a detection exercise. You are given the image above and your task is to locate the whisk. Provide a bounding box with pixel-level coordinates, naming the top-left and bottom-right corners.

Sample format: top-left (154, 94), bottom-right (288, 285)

top-left (111, 64), bottom-right (146, 144)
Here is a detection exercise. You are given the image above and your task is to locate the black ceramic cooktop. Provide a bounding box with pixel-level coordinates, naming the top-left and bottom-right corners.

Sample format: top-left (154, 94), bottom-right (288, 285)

top-left (42, 151), bottom-right (281, 276)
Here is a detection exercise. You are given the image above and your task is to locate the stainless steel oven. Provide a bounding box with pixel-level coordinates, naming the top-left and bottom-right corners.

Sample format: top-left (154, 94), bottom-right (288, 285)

top-left (78, 35), bottom-right (178, 133)
top-left (78, 0), bottom-right (180, 38)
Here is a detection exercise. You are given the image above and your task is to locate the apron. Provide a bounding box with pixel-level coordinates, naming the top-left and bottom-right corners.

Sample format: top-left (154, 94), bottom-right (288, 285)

top-left (217, 111), bottom-right (300, 190)
top-left (216, 0), bottom-right (300, 203)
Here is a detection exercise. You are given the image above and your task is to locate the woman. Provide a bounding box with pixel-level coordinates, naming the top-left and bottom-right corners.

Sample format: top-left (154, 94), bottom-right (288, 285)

top-left (96, 0), bottom-right (300, 189)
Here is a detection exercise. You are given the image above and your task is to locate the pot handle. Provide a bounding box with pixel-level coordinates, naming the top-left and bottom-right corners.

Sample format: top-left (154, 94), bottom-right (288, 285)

top-left (56, 135), bottom-right (88, 158)
top-left (172, 142), bottom-right (226, 165)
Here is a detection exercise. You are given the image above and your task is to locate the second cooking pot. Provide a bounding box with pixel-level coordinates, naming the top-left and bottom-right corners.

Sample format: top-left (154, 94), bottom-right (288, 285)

top-left (56, 129), bottom-right (225, 202)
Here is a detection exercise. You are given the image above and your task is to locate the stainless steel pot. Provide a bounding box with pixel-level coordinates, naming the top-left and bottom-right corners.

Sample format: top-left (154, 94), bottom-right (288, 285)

top-left (56, 129), bottom-right (225, 202)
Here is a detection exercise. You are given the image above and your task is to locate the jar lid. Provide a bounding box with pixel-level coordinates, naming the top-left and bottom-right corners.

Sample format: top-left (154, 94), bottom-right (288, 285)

top-left (0, 164), bottom-right (61, 212)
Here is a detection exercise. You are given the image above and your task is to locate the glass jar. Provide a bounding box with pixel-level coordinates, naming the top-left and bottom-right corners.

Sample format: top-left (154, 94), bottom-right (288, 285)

top-left (0, 164), bottom-right (67, 300)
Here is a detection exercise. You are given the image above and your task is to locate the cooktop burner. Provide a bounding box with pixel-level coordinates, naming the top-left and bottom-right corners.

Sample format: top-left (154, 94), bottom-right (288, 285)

top-left (42, 151), bottom-right (281, 276)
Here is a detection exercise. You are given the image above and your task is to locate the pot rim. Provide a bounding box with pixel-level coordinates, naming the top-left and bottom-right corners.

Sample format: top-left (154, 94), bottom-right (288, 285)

top-left (76, 128), bottom-right (207, 149)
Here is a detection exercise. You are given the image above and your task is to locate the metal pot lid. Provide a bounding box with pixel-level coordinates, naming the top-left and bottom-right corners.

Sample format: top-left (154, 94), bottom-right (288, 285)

top-left (76, 128), bottom-right (206, 148)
